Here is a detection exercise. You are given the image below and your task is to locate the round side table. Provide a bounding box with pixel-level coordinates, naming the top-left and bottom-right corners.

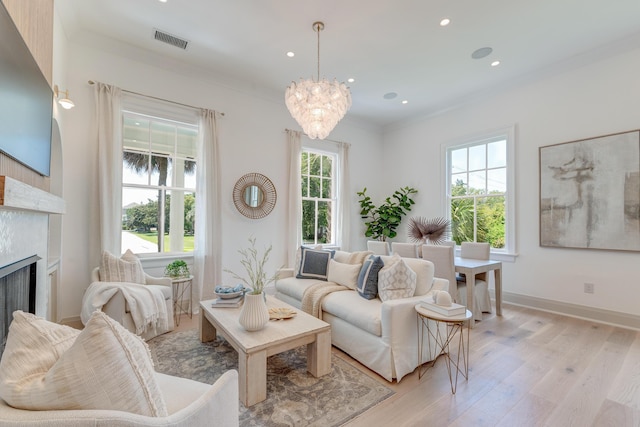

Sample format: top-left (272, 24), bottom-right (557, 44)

top-left (171, 275), bottom-right (194, 326)
top-left (415, 304), bottom-right (472, 394)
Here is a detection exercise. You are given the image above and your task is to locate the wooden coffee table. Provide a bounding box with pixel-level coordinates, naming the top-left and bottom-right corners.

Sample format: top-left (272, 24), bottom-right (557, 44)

top-left (199, 295), bottom-right (331, 406)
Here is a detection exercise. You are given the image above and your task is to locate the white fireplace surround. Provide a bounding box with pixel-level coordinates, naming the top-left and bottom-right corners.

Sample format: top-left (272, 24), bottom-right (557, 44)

top-left (0, 176), bottom-right (65, 320)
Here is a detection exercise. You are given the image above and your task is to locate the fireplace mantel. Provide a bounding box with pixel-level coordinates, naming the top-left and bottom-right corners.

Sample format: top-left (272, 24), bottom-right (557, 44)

top-left (0, 176), bottom-right (65, 214)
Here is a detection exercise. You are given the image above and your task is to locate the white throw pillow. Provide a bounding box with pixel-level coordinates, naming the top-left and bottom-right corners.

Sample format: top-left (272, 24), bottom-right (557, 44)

top-left (0, 310), bottom-right (168, 417)
top-left (378, 255), bottom-right (417, 301)
top-left (327, 259), bottom-right (362, 290)
top-left (100, 249), bottom-right (146, 284)
top-left (0, 311), bottom-right (80, 394)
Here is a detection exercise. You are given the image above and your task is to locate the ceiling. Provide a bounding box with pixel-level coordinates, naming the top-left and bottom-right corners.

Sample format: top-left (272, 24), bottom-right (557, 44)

top-left (56, 0), bottom-right (640, 128)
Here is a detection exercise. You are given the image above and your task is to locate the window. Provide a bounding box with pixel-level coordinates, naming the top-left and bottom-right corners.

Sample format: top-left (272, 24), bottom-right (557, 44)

top-left (121, 112), bottom-right (198, 254)
top-left (444, 127), bottom-right (515, 255)
top-left (301, 149), bottom-right (338, 246)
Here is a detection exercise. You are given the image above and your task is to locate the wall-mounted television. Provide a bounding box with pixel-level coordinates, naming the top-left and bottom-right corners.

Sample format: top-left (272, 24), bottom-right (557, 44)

top-left (0, 3), bottom-right (53, 177)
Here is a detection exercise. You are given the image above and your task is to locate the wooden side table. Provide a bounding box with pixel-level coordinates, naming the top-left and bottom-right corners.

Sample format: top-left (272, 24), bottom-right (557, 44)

top-left (171, 275), bottom-right (193, 326)
top-left (415, 304), bottom-right (472, 394)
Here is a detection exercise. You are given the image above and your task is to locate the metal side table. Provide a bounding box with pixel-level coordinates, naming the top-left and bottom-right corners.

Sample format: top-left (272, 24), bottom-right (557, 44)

top-left (171, 275), bottom-right (193, 326)
top-left (415, 304), bottom-right (472, 394)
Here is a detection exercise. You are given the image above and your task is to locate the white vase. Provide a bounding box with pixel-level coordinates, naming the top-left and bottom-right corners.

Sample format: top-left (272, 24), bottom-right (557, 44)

top-left (238, 293), bottom-right (269, 331)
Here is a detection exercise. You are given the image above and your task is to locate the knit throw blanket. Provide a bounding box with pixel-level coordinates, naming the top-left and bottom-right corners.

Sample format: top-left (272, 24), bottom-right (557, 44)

top-left (301, 282), bottom-right (347, 319)
top-left (81, 281), bottom-right (168, 335)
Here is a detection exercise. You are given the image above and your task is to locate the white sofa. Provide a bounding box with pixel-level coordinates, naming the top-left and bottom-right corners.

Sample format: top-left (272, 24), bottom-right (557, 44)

top-left (0, 370), bottom-right (239, 427)
top-left (89, 267), bottom-right (175, 340)
top-left (275, 251), bottom-right (448, 382)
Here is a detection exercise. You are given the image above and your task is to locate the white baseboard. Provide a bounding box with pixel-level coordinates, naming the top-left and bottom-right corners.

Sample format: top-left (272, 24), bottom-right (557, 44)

top-left (496, 291), bottom-right (640, 331)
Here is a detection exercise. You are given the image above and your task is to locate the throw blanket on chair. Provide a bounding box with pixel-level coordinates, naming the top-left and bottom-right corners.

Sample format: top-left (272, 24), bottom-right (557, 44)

top-left (301, 282), bottom-right (347, 319)
top-left (81, 281), bottom-right (168, 335)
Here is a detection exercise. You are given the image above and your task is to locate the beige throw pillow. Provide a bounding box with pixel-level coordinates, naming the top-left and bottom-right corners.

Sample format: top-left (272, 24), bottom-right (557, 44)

top-left (378, 255), bottom-right (417, 301)
top-left (0, 311), bottom-right (168, 417)
top-left (347, 250), bottom-right (374, 265)
top-left (327, 259), bottom-right (362, 290)
top-left (0, 311), bottom-right (80, 395)
top-left (100, 249), bottom-right (146, 284)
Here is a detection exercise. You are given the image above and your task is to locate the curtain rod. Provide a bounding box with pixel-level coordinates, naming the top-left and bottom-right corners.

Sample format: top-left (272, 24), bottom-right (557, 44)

top-left (88, 80), bottom-right (224, 116)
top-left (284, 128), bottom-right (350, 147)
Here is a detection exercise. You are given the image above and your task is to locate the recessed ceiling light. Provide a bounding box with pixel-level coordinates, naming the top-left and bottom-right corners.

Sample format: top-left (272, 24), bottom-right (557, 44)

top-left (347, 78), bottom-right (355, 83)
top-left (401, 100), bottom-right (408, 104)
top-left (383, 92), bottom-right (398, 100)
top-left (158, 0), bottom-right (167, 3)
top-left (491, 60), bottom-right (501, 67)
top-left (286, 51), bottom-right (295, 58)
top-left (440, 18), bottom-right (450, 26)
top-left (471, 47), bottom-right (493, 59)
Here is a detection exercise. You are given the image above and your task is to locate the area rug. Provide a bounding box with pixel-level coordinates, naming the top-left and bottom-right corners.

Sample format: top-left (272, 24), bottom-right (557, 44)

top-left (147, 329), bottom-right (394, 427)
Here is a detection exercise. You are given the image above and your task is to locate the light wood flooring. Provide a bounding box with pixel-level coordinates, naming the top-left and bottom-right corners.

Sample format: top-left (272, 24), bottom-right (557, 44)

top-left (175, 304), bottom-right (640, 426)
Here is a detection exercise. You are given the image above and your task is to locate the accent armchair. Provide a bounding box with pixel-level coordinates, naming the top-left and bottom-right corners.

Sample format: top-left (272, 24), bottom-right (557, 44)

top-left (0, 369), bottom-right (239, 427)
top-left (87, 267), bottom-right (175, 340)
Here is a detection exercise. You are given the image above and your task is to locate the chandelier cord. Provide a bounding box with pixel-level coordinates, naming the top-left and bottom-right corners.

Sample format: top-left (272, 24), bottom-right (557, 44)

top-left (316, 23), bottom-right (321, 82)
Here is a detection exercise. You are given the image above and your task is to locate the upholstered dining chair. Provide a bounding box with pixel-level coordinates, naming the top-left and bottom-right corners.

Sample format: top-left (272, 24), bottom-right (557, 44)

top-left (367, 240), bottom-right (390, 256)
top-left (421, 244), bottom-right (457, 299)
top-left (456, 242), bottom-right (492, 316)
top-left (390, 242), bottom-right (418, 258)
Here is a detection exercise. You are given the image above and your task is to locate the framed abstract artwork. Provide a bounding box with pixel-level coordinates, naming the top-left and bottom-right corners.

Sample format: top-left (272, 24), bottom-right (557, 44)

top-left (539, 130), bottom-right (640, 251)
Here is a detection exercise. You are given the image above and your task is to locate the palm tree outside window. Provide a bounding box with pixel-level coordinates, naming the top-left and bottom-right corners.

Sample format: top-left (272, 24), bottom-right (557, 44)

top-left (444, 126), bottom-right (516, 255)
top-left (121, 113), bottom-right (198, 254)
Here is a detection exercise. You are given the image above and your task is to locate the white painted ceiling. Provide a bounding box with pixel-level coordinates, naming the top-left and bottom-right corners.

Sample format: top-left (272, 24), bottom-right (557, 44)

top-left (56, 0), bottom-right (640, 127)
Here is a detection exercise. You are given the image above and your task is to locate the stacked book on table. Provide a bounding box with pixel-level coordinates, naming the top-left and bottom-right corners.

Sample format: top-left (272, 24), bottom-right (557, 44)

top-left (419, 300), bottom-right (466, 317)
top-left (211, 295), bottom-right (244, 308)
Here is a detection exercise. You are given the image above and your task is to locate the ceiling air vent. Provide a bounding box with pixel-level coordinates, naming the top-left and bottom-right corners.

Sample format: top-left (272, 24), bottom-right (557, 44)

top-left (153, 29), bottom-right (189, 50)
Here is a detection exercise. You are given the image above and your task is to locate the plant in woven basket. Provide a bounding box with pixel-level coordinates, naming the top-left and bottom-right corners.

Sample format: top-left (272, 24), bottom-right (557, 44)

top-left (224, 237), bottom-right (278, 295)
top-left (407, 216), bottom-right (450, 245)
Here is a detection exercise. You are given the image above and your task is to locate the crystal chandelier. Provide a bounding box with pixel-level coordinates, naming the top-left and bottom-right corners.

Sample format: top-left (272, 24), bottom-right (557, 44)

top-left (285, 22), bottom-right (352, 140)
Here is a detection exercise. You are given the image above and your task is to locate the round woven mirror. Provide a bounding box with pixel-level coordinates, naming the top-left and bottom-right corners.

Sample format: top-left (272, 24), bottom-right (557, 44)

top-left (232, 173), bottom-right (277, 219)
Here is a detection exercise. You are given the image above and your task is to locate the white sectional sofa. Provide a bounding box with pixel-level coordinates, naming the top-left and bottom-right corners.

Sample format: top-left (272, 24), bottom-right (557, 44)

top-left (275, 250), bottom-right (448, 382)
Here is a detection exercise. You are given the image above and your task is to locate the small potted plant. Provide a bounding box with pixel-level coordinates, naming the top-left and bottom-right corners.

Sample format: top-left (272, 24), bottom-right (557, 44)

top-left (164, 259), bottom-right (190, 279)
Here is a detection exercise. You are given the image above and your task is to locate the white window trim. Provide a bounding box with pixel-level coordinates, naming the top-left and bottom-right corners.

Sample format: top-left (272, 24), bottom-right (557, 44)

top-left (120, 94), bottom-right (200, 258)
top-left (301, 139), bottom-right (342, 247)
top-left (441, 125), bottom-right (518, 262)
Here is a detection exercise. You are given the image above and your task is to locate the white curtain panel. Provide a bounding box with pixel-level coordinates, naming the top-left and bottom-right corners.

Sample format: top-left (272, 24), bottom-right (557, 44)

top-left (195, 110), bottom-right (222, 309)
top-left (337, 142), bottom-right (351, 251)
top-left (286, 129), bottom-right (302, 268)
top-left (93, 82), bottom-right (123, 255)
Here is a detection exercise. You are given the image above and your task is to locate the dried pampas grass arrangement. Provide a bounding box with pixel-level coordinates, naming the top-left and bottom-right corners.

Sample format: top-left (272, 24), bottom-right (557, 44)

top-left (407, 216), bottom-right (450, 245)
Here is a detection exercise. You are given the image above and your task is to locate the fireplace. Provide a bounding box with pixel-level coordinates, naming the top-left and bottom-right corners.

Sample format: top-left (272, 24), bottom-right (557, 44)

top-left (0, 255), bottom-right (38, 356)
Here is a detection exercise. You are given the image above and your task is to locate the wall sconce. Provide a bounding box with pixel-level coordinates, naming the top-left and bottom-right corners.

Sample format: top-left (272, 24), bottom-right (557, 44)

top-left (53, 85), bottom-right (75, 109)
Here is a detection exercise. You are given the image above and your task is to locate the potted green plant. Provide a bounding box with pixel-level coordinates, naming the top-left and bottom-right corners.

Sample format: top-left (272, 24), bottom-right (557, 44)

top-left (357, 186), bottom-right (418, 241)
top-left (164, 259), bottom-right (190, 279)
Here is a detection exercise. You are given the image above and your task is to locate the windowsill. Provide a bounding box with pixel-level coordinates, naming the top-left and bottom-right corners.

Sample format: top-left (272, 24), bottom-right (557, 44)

top-left (489, 252), bottom-right (518, 262)
top-left (136, 253), bottom-right (195, 269)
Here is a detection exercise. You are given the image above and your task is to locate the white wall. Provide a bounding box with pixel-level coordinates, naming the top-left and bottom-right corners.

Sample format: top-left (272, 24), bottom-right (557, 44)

top-left (56, 35), bottom-right (384, 321)
top-left (382, 44), bottom-right (640, 318)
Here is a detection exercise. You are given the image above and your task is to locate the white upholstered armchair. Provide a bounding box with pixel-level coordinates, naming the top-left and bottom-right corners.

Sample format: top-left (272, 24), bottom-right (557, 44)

top-left (87, 267), bottom-right (175, 340)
